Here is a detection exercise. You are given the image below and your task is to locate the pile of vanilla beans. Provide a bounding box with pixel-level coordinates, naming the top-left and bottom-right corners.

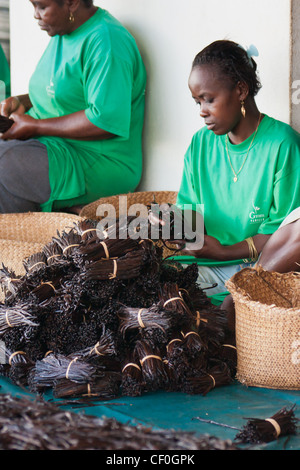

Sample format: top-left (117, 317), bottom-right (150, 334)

top-left (0, 211), bottom-right (236, 402)
top-left (0, 393), bottom-right (239, 450)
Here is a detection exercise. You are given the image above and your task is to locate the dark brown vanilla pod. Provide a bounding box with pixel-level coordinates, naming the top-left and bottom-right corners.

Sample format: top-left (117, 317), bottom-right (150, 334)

top-left (165, 332), bottom-right (208, 386)
top-left (0, 393), bottom-right (239, 450)
top-left (0, 115), bottom-right (14, 132)
top-left (30, 277), bottom-right (61, 302)
top-left (121, 353), bottom-right (145, 396)
top-left (53, 370), bottom-right (122, 400)
top-left (0, 343), bottom-right (30, 366)
top-left (42, 240), bottom-right (63, 266)
top-left (164, 335), bottom-right (187, 388)
top-left (76, 236), bottom-right (139, 264)
top-left (98, 215), bottom-right (148, 241)
top-left (81, 248), bottom-right (145, 281)
top-left (118, 305), bottom-right (179, 340)
top-left (69, 327), bottom-right (117, 361)
top-left (23, 251), bottom-right (47, 274)
top-left (53, 229), bottom-right (82, 258)
top-left (0, 303), bottom-right (38, 336)
top-left (134, 339), bottom-right (168, 391)
top-left (235, 406), bottom-right (299, 444)
top-left (181, 361), bottom-right (233, 396)
top-left (217, 343), bottom-right (237, 376)
top-left (1, 345), bottom-right (35, 387)
top-left (158, 282), bottom-right (195, 327)
top-left (28, 353), bottom-right (98, 393)
top-left (188, 290), bottom-right (228, 347)
top-left (0, 265), bottom-right (23, 299)
top-left (148, 203), bottom-right (197, 243)
top-left (180, 325), bottom-right (207, 357)
top-left (73, 218), bottom-right (99, 241)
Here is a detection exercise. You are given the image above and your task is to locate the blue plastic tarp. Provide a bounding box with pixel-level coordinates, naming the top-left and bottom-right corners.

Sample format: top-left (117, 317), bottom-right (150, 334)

top-left (0, 376), bottom-right (299, 450)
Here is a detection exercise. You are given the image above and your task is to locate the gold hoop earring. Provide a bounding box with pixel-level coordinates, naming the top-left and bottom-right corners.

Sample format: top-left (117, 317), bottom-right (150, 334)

top-left (69, 12), bottom-right (75, 23)
top-left (241, 100), bottom-right (246, 118)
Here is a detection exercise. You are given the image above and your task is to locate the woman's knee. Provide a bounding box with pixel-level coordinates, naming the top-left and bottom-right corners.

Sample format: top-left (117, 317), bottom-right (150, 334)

top-left (0, 143), bottom-right (50, 203)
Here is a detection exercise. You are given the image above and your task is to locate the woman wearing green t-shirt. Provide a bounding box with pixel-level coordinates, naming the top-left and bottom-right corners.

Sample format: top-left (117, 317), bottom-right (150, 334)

top-left (172, 40), bottom-right (300, 295)
top-left (0, 0), bottom-right (146, 213)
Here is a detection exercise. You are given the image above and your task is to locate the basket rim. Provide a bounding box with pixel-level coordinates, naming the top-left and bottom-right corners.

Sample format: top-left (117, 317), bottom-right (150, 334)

top-left (79, 190), bottom-right (179, 217)
top-left (226, 267), bottom-right (300, 313)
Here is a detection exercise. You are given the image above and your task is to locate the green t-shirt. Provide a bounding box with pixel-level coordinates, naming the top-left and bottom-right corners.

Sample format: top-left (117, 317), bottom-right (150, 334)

top-left (27, 8), bottom-right (146, 211)
top-left (176, 114), bottom-right (300, 265)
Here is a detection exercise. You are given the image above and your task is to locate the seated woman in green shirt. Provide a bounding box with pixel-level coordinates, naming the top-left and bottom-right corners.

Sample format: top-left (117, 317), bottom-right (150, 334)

top-left (0, 0), bottom-right (146, 213)
top-left (171, 40), bottom-right (300, 295)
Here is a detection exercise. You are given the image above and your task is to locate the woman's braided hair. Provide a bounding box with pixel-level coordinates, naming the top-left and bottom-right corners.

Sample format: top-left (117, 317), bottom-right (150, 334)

top-left (192, 40), bottom-right (262, 97)
top-left (54, 0), bottom-right (94, 7)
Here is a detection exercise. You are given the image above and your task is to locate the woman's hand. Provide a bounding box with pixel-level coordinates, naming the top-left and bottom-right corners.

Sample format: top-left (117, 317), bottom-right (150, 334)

top-left (0, 113), bottom-right (38, 140)
top-left (0, 96), bottom-right (25, 117)
top-left (181, 234), bottom-right (225, 259)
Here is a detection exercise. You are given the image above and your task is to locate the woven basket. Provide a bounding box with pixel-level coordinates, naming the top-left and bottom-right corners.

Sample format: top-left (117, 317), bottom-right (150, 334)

top-left (227, 267), bottom-right (300, 390)
top-left (0, 212), bottom-right (83, 245)
top-left (0, 212), bottom-right (83, 301)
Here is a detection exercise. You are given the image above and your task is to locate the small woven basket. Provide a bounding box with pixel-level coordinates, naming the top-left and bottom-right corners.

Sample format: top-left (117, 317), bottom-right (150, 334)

top-left (227, 267), bottom-right (300, 390)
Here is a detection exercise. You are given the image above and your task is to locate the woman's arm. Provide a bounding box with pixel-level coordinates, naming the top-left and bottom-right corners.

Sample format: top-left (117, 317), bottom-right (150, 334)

top-left (0, 110), bottom-right (115, 141)
top-left (149, 206), bottom-right (271, 261)
top-left (181, 233), bottom-right (271, 261)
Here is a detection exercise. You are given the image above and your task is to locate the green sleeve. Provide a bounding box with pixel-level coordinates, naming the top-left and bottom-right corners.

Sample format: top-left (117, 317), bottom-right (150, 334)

top-left (84, 52), bottom-right (132, 138)
top-left (258, 138), bottom-right (300, 234)
top-left (0, 45), bottom-right (10, 98)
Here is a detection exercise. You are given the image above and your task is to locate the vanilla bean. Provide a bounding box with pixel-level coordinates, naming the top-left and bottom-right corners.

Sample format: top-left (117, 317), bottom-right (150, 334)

top-left (118, 305), bottom-right (179, 340)
top-left (0, 393), bottom-right (239, 450)
top-left (28, 353), bottom-right (97, 392)
top-left (23, 252), bottom-right (47, 274)
top-left (0, 265), bottom-right (22, 298)
top-left (43, 241), bottom-right (63, 266)
top-left (235, 406), bottom-right (298, 444)
top-left (121, 351), bottom-right (145, 396)
top-left (53, 229), bottom-right (82, 258)
top-left (69, 327), bottom-right (117, 361)
top-left (181, 362), bottom-right (233, 396)
top-left (0, 304), bottom-right (38, 336)
top-left (81, 249), bottom-right (145, 281)
top-left (77, 236), bottom-right (139, 264)
top-left (134, 339), bottom-right (168, 391)
top-left (53, 371), bottom-right (121, 400)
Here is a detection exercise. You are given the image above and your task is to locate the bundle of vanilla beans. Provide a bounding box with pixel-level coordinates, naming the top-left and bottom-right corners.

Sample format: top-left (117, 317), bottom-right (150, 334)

top-left (0, 214), bottom-right (236, 401)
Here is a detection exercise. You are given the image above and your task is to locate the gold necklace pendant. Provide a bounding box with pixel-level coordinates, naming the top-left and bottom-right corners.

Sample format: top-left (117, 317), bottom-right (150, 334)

top-left (225, 113), bottom-right (261, 183)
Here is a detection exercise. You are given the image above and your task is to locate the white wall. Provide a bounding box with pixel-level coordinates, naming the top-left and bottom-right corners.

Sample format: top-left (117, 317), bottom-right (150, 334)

top-left (10, 0), bottom-right (292, 192)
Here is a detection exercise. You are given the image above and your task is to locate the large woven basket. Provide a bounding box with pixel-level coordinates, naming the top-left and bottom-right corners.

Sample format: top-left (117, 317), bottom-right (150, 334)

top-left (227, 267), bottom-right (300, 390)
top-left (0, 212), bottom-right (83, 301)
